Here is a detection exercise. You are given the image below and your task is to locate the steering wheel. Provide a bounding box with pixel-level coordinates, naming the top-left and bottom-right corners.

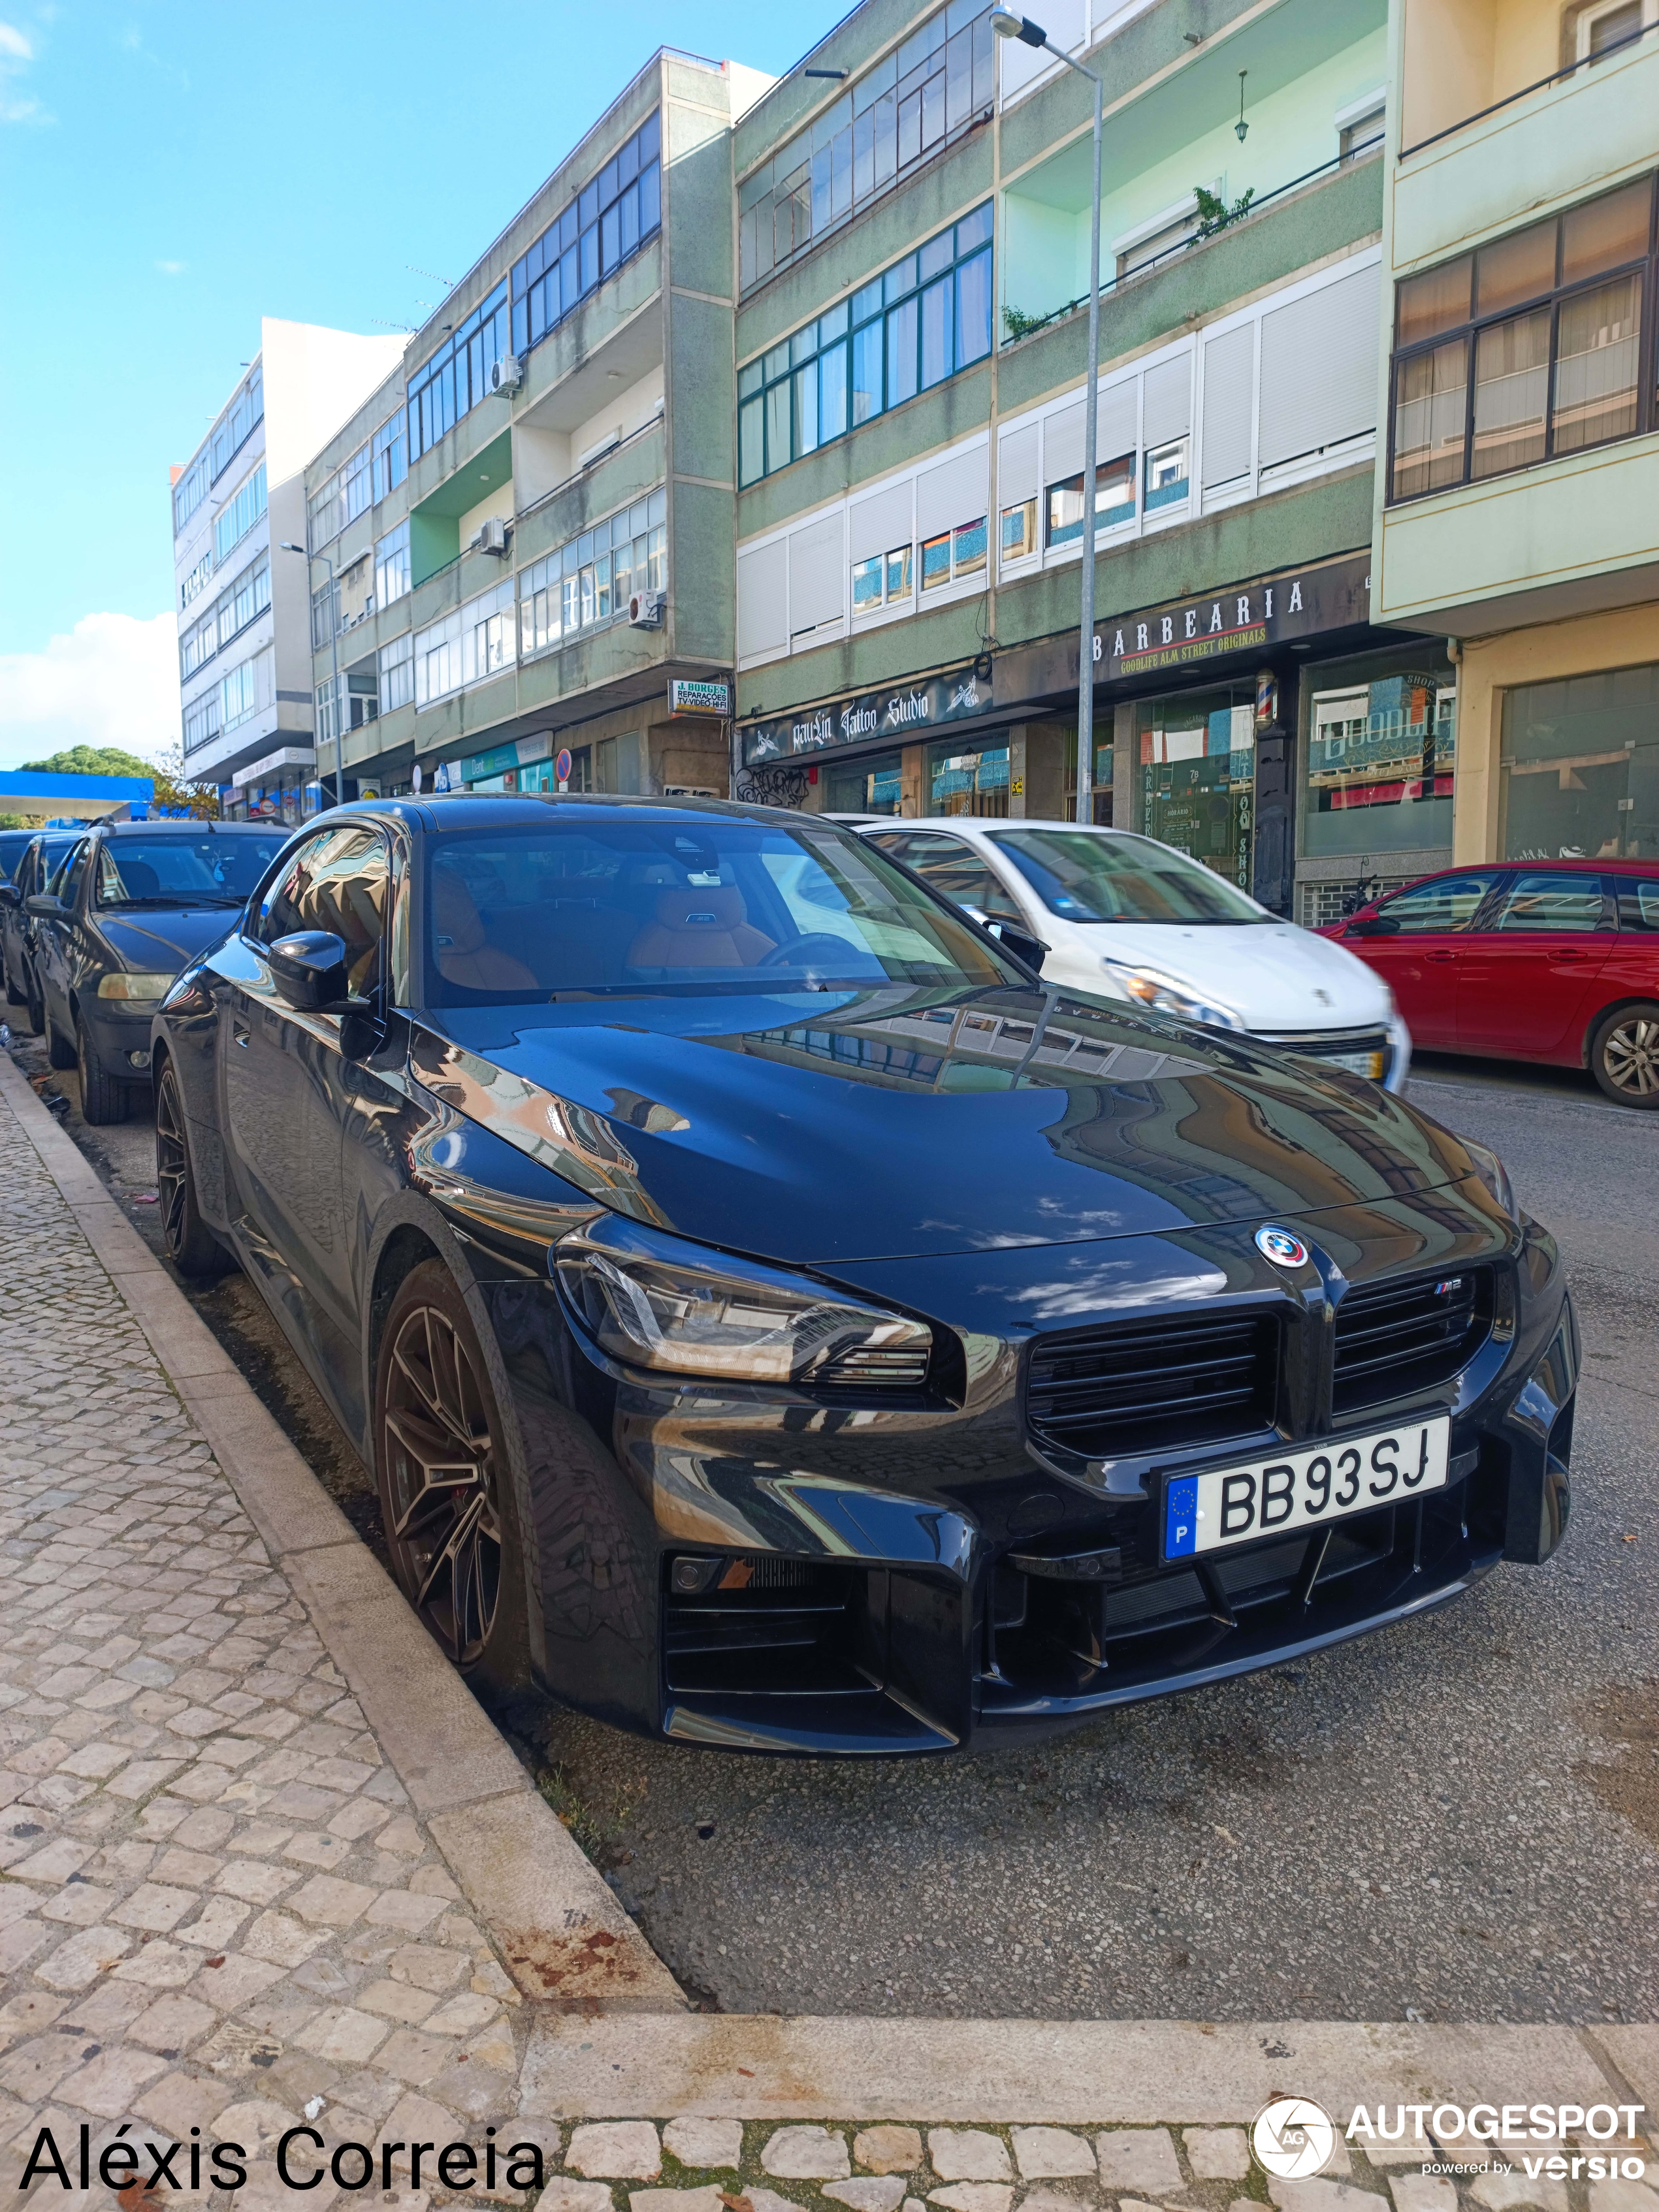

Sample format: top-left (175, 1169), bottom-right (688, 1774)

top-left (758, 933), bottom-right (865, 969)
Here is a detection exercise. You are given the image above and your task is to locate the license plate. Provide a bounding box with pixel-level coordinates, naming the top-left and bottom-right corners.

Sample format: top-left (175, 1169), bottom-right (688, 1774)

top-left (1327, 1048), bottom-right (1387, 1078)
top-left (1163, 1417), bottom-right (1450, 1559)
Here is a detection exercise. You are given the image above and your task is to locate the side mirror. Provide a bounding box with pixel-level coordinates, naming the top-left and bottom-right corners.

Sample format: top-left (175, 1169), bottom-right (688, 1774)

top-left (0, 882), bottom-right (19, 910)
top-left (25, 893), bottom-right (60, 918)
top-left (1347, 915), bottom-right (1399, 938)
top-left (267, 929), bottom-right (353, 1010)
top-left (985, 917), bottom-right (1049, 973)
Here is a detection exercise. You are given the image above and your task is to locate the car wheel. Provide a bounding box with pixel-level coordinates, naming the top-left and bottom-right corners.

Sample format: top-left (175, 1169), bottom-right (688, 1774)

top-left (155, 1059), bottom-right (226, 1276)
top-left (374, 1261), bottom-right (529, 1689)
top-left (22, 969), bottom-right (44, 1038)
top-left (3, 957), bottom-right (22, 1008)
top-left (45, 1010), bottom-right (76, 1070)
top-left (1590, 1001), bottom-right (1659, 1108)
top-left (76, 1014), bottom-right (128, 1126)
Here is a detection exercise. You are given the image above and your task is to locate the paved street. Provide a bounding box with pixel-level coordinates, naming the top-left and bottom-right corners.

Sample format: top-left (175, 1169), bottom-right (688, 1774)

top-left (8, 1031), bottom-right (1658, 2028)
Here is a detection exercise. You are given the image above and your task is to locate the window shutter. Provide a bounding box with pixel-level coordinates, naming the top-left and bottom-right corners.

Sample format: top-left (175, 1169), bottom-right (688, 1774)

top-left (787, 515), bottom-right (845, 633)
top-left (1257, 261), bottom-right (1381, 468)
top-left (1043, 398), bottom-right (1084, 483)
top-left (738, 543), bottom-right (788, 656)
top-left (1202, 321), bottom-right (1256, 489)
top-left (916, 445), bottom-right (990, 538)
top-left (1142, 353), bottom-right (1192, 448)
top-left (849, 481), bottom-right (913, 563)
top-left (998, 423), bottom-right (1039, 507)
top-left (1097, 377), bottom-right (1138, 462)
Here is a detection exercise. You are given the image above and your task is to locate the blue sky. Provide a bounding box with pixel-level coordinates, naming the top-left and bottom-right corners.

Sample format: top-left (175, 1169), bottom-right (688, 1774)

top-left (0, 0), bottom-right (839, 765)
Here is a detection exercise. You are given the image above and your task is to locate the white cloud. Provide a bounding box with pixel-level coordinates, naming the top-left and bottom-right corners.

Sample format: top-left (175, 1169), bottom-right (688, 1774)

top-left (0, 15), bottom-right (48, 123)
top-left (0, 612), bottom-right (180, 771)
top-left (154, 257), bottom-right (186, 276)
top-left (0, 23), bottom-right (33, 58)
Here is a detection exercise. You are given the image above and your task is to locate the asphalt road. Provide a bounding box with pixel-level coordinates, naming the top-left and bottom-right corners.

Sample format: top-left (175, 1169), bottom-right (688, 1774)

top-left (13, 1025), bottom-right (1658, 2027)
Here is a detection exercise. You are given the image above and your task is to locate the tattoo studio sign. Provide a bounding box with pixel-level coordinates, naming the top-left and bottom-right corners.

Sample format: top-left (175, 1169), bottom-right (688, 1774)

top-left (1096, 553), bottom-right (1373, 680)
top-left (741, 662), bottom-right (993, 767)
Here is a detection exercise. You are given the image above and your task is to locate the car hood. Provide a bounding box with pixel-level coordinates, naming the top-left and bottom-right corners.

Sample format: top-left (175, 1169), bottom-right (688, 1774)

top-left (97, 908), bottom-right (240, 972)
top-left (410, 980), bottom-right (1474, 1268)
top-left (1040, 918), bottom-right (1393, 1033)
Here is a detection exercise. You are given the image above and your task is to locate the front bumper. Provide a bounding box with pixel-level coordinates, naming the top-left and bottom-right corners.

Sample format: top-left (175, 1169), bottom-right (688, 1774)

top-left (83, 993), bottom-right (161, 1075)
top-left (489, 1202), bottom-right (1575, 1757)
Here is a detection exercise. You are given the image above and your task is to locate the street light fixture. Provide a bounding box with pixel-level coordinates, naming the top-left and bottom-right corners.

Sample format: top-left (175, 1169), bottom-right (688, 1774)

top-left (991, 8), bottom-right (1104, 828)
top-left (279, 542), bottom-right (344, 814)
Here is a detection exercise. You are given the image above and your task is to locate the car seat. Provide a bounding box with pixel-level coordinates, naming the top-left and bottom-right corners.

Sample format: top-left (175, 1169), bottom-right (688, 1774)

top-left (432, 871), bottom-right (539, 993)
top-left (626, 886), bottom-right (775, 971)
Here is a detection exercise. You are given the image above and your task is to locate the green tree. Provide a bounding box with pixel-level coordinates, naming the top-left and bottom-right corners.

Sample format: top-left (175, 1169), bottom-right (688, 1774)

top-left (21, 743), bottom-right (157, 780)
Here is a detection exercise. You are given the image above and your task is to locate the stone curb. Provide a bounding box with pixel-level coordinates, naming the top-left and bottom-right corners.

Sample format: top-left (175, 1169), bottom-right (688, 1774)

top-left (0, 1051), bottom-right (684, 2017)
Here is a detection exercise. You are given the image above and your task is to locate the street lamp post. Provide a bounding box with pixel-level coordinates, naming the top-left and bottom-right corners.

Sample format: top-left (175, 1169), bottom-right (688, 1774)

top-left (990, 9), bottom-right (1103, 827)
top-left (279, 542), bottom-right (343, 813)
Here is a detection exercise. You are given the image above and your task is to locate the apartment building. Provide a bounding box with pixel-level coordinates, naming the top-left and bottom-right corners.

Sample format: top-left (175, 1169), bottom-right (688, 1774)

top-left (172, 322), bottom-right (406, 817)
top-left (1372, 0), bottom-right (1659, 876)
top-left (729, 0), bottom-right (1475, 921)
top-left (287, 51), bottom-right (768, 814)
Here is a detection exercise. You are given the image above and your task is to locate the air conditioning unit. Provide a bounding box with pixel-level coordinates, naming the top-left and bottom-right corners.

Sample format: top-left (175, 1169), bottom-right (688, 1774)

top-left (471, 516), bottom-right (510, 557)
top-left (628, 588), bottom-right (665, 628)
top-left (491, 353), bottom-right (523, 396)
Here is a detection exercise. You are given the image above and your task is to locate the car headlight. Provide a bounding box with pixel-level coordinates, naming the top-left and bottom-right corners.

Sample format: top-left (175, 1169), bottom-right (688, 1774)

top-left (1460, 1137), bottom-right (1517, 1221)
top-left (553, 1215), bottom-right (932, 1387)
top-left (97, 971), bottom-right (176, 1000)
top-left (1103, 962), bottom-right (1246, 1032)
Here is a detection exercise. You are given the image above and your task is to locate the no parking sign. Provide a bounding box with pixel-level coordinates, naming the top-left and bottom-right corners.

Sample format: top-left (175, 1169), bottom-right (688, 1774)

top-left (555, 747), bottom-right (572, 792)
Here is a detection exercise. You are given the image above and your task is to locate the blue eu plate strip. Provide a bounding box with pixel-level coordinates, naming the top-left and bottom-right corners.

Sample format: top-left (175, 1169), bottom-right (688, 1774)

top-left (1165, 1475), bottom-right (1199, 1559)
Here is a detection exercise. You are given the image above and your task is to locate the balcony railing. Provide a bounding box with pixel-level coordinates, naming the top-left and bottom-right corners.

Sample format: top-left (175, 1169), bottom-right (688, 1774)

top-left (1399, 13), bottom-right (1659, 161)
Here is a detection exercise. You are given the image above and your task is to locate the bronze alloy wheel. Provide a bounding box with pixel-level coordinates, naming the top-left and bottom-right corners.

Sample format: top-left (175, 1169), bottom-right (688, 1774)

top-left (1592, 1003), bottom-right (1659, 1108)
top-left (380, 1292), bottom-right (506, 1667)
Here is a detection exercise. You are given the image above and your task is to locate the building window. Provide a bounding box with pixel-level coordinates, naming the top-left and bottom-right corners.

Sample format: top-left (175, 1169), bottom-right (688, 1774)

top-left (220, 652), bottom-right (264, 733)
top-left (1113, 190), bottom-right (1214, 283)
top-left (210, 367), bottom-right (263, 483)
top-left (1302, 656), bottom-right (1456, 862)
top-left (519, 487), bottom-right (666, 660)
top-left (378, 632), bottom-right (413, 714)
top-left (342, 441), bottom-right (372, 528)
top-left (409, 282), bottom-right (511, 463)
top-left (927, 739), bottom-right (1010, 817)
top-left (1564, 0), bottom-right (1658, 62)
top-left (1138, 687), bottom-right (1257, 890)
top-left (511, 112), bottom-right (662, 360)
top-left (372, 408), bottom-right (407, 502)
top-left (180, 612), bottom-right (215, 680)
top-left (737, 204), bottom-right (993, 485)
top-left (920, 513), bottom-right (987, 592)
top-left (184, 694), bottom-right (221, 757)
top-left (375, 519), bottom-right (411, 610)
top-left (1500, 659), bottom-right (1659, 859)
top-left (308, 469), bottom-right (342, 547)
top-left (174, 450), bottom-right (212, 538)
top-left (180, 553), bottom-right (213, 610)
top-left (1388, 173), bottom-right (1656, 502)
top-left (1144, 437), bottom-right (1190, 511)
top-left (826, 749), bottom-right (905, 814)
top-left (739, 7), bottom-right (995, 295)
top-left (851, 543), bottom-right (912, 613)
top-left (219, 554), bottom-right (270, 649)
top-left (413, 579), bottom-right (516, 709)
top-left (214, 463), bottom-right (266, 565)
top-left (312, 579), bottom-right (338, 651)
top-left (1045, 453), bottom-right (1136, 547)
top-left (1338, 93), bottom-right (1385, 161)
top-left (999, 498), bottom-right (1038, 566)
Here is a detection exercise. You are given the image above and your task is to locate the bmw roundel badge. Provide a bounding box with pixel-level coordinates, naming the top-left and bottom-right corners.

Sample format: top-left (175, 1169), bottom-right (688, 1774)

top-left (1255, 1225), bottom-right (1310, 1268)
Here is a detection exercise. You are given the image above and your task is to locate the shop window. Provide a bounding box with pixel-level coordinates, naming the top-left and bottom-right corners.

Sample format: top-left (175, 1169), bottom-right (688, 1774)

top-left (927, 739), bottom-right (1010, 817)
top-left (1389, 174), bottom-right (1656, 501)
top-left (1045, 454), bottom-right (1135, 548)
top-left (1136, 688), bottom-right (1257, 890)
top-left (1144, 438), bottom-right (1190, 511)
top-left (1500, 660), bottom-right (1659, 860)
top-left (852, 543), bottom-right (912, 614)
top-left (826, 748), bottom-right (905, 815)
top-left (1302, 663), bottom-right (1456, 861)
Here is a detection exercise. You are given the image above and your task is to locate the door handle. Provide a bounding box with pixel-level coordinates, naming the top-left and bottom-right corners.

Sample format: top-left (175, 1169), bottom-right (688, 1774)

top-left (1425, 949), bottom-right (1458, 963)
top-left (1553, 950), bottom-right (1588, 963)
top-left (233, 1016), bottom-right (250, 1048)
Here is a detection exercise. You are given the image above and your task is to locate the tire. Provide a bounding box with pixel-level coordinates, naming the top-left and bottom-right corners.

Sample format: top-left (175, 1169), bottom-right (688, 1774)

top-left (3, 957), bottom-right (22, 1008)
top-left (22, 966), bottom-right (44, 1038)
top-left (76, 1015), bottom-right (129, 1126)
top-left (374, 1260), bottom-right (530, 1690)
top-left (45, 1010), bottom-right (76, 1070)
top-left (155, 1058), bottom-right (227, 1276)
top-left (1589, 1001), bottom-right (1659, 1108)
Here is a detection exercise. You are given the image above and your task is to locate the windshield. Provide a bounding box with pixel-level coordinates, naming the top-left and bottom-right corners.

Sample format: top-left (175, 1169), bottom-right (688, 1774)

top-left (990, 829), bottom-right (1270, 925)
top-left (421, 816), bottom-right (1024, 1005)
top-left (95, 831), bottom-right (287, 910)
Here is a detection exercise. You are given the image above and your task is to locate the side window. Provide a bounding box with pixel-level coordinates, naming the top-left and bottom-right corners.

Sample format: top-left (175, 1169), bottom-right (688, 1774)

top-left (47, 840), bottom-right (91, 905)
top-left (1371, 871), bottom-right (1496, 933)
top-left (1614, 875), bottom-right (1659, 930)
top-left (882, 833), bottom-right (1023, 920)
top-left (255, 825), bottom-right (391, 997)
top-left (1490, 871), bottom-right (1611, 932)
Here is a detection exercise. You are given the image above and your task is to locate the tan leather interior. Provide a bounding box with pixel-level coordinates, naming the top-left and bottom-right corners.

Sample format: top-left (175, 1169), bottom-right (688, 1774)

top-left (626, 885), bottom-right (775, 970)
top-left (432, 872), bottom-right (539, 992)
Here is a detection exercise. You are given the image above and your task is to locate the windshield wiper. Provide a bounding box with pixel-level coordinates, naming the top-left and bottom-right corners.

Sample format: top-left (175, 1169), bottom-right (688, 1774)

top-left (100, 894), bottom-right (246, 910)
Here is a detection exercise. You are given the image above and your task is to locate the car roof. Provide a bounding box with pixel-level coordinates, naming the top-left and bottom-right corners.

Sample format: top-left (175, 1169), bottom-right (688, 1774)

top-left (855, 816), bottom-right (1135, 837)
top-left (1409, 858), bottom-right (1656, 876)
top-left (324, 792), bottom-right (826, 835)
top-left (96, 818), bottom-right (276, 835)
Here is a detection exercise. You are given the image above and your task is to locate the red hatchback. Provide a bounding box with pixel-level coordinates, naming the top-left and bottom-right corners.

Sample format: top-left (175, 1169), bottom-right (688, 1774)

top-left (1320, 859), bottom-right (1659, 1107)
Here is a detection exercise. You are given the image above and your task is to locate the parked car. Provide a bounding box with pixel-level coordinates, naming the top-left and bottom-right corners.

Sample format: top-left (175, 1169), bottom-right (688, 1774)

top-left (1320, 858), bottom-right (1659, 1108)
top-left (0, 827), bottom-right (37, 888)
top-left (15, 819), bottom-right (288, 1123)
top-left (1, 831), bottom-right (80, 1036)
top-left (857, 818), bottom-right (1413, 1092)
top-left (151, 795), bottom-right (1575, 1757)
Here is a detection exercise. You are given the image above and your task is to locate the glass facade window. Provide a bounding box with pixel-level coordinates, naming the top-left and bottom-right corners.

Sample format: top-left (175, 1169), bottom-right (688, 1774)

top-left (739, 3), bottom-right (995, 294)
top-left (372, 408), bottom-right (408, 502)
top-left (180, 553), bottom-right (212, 609)
top-left (219, 554), bottom-right (270, 649)
top-left (173, 449), bottom-right (212, 538)
top-left (409, 282), bottom-right (511, 462)
top-left (219, 651), bottom-right (265, 733)
top-left (1389, 174), bottom-right (1656, 500)
top-left (826, 749), bottom-right (905, 814)
top-left (183, 695), bottom-right (220, 755)
top-left (214, 463), bottom-right (266, 565)
top-left (375, 519), bottom-right (411, 610)
top-left (1045, 453), bottom-right (1136, 547)
top-left (929, 736), bottom-right (1009, 816)
top-left (210, 367), bottom-right (263, 483)
top-left (378, 632), bottom-right (413, 714)
top-left (180, 611), bottom-right (214, 680)
top-left (738, 205), bottom-right (993, 485)
top-left (1137, 685), bottom-right (1257, 888)
top-left (519, 487), bottom-right (667, 659)
top-left (1301, 652), bottom-right (1457, 860)
top-left (511, 112), bottom-right (662, 361)
top-left (413, 579), bottom-right (516, 709)
top-left (308, 468), bottom-right (342, 546)
top-left (1500, 660), bottom-right (1659, 859)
